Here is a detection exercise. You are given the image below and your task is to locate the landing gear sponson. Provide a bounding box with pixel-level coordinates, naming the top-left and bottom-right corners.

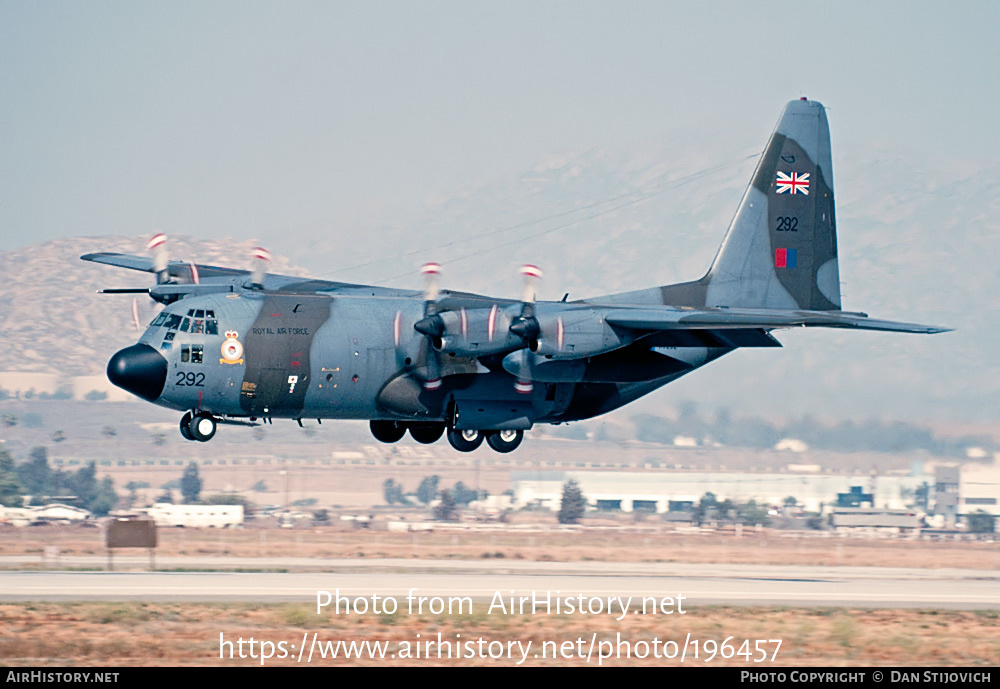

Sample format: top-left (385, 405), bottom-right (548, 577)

top-left (370, 420), bottom-right (522, 453)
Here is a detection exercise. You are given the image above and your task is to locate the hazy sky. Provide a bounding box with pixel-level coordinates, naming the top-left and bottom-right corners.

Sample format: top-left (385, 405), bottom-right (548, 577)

top-left (2, 1), bottom-right (998, 257)
top-left (2, 2), bottom-right (998, 427)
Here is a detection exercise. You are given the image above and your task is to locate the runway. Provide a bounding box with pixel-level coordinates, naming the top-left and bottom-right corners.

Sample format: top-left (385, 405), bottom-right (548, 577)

top-left (1, 557), bottom-right (997, 609)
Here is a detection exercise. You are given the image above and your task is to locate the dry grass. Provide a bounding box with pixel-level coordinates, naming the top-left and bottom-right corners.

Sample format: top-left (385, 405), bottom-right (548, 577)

top-left (0, 603), bottom-right (997, 666)
top-left (3, 525), bottom-right (997, 666)
top-left (2, 524), bottom-right (998, 570)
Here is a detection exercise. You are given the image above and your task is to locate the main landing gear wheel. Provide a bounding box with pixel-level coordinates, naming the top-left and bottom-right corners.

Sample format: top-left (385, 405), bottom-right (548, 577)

top-left (370, 420), bottom-right (406, 443)
top-left (409, 422), bottom-right (445, 444)
top-left (185, 411), bottom-right (217, 442)
top-left (447, 428), bottom-right (484, 452)
top-left (486, 429), bottom-right (523, 453)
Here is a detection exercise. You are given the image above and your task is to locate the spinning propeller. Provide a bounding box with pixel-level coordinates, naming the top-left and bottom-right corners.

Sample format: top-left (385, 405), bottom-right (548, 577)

top-left (417, 262), bottom-right (443, 390)
top-left (249, 246), bottom-right (271, 290)
top-left (395, 262), bottom-right (445, 391)
top-left (400, 262), bottom-right (558, 394)
top-left (107, 234), bottom-right (274, 330)
top-left (128, 233), bottom-right (173, 329)
top-left (507, 265), bottom-right (543, 393)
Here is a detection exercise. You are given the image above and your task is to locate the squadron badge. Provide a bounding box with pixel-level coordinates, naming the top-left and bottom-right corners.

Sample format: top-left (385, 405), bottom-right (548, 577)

top-left (220, 330), bottom-right (244, 365)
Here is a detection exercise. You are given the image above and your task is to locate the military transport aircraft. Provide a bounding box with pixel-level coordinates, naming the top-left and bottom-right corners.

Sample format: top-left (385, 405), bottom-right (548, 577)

top-left (84, 99), bottom-right (948, 453)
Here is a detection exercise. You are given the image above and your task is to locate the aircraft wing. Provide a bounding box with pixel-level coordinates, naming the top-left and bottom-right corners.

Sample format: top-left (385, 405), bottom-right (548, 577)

top-left (81, 252), bottom-right (250, 280)
top-left (604, 307), bottom-right (951, 334)
top-left (81, 251), bottom-right (419, 298)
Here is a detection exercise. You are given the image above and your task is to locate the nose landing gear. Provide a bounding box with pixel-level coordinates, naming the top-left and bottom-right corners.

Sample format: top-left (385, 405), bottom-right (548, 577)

top-left (180, 410), bottom-right (217, 442)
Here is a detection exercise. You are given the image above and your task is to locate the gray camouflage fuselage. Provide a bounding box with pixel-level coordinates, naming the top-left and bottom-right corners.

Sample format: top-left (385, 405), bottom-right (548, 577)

top-left (141, 287), bottom-right (724, 427)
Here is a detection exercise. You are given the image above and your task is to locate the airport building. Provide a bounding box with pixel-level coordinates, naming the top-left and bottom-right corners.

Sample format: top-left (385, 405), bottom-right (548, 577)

top-left (957, 463), bottom-right (1000, 517)
top-left (511, 470), bottom-right (924, 514)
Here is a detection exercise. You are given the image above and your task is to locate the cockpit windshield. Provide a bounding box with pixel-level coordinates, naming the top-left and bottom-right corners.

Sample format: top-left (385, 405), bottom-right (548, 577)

top-left (151, 309), bottom-right (219, 350)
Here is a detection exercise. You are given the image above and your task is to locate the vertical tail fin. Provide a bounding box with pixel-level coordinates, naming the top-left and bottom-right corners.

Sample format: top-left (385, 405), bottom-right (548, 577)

top-left (704, 98), bottom-right (841, 311)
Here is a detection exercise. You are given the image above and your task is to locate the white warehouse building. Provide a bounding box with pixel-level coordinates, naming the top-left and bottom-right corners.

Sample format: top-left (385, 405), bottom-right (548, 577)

top-left (142, 503), bottom-right (244, 528)
top-left (512, 471), bottom-right (924, 513)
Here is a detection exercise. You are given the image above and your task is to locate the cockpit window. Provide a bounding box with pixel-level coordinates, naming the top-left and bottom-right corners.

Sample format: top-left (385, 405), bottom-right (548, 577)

top-left (157, 309), bottom-right (218, 335)
top-left (180, 344), bottom-right (204, 364)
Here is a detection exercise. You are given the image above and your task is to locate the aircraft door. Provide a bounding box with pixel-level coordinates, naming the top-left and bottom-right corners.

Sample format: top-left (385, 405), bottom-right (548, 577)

top-left (242, 367), bottom-right (298, 415)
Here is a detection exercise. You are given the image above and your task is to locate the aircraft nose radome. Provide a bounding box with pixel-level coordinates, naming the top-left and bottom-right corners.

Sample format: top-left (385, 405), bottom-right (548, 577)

top-left (107, 344), bottom-right (167, 402)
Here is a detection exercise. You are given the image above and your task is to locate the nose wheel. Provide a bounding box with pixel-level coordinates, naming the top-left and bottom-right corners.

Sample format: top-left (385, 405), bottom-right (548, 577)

top-left (180, 410), bottom-right (217, 442)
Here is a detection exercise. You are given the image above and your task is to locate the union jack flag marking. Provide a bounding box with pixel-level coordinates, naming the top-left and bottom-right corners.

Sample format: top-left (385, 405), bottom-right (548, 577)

top-left (776, 171), bottom-right (810, 195)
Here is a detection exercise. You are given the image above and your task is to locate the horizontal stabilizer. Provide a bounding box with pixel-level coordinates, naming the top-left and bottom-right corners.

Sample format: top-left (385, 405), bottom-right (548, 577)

top-left (605, 308), bottom-right (950, 334)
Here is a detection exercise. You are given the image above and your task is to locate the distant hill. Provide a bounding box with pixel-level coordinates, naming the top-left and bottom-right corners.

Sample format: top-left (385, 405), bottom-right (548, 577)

top-left (0, 236), bottom-right (307, 376)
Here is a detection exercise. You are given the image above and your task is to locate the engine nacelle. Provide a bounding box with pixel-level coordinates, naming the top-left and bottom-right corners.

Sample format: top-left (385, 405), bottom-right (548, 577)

top-left (434, 305), bottom-right (522, 357)
top-left (531, 307), bottom-right (631, 359)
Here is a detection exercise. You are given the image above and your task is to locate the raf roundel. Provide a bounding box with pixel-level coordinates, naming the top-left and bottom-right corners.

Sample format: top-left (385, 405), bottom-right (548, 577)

top-left (220, 330), bottom-right (244, 365)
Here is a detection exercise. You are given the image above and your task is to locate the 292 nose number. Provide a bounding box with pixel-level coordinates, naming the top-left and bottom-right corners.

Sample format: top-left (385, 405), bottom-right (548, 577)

top-left (175, 372), bottom-right (205, 387)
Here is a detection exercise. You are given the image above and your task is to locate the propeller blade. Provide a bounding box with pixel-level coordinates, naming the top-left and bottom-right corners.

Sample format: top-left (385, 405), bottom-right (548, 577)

top-left (410, 264), bottom-right (443, 338)
top-left (511, 265), bottom-right (544, 393)
top-left (414, 263), bottom-right (444, 390)
top-left (423, 349), bottom-right (443, 391)
top-left (511, 264), bottom-right (543, 345)
top-left (131, 297), bottom-right (142, 331)
top-left (520, 264), bottom-right (542, 305)
top-left (421, 262), bottom-right (441, 306)
top-left (506, 349), bottom-right (534, 395)
top-left (146, 233), bottom-right (168, 284)
top-left (250, 247), bottom-right (271, 289)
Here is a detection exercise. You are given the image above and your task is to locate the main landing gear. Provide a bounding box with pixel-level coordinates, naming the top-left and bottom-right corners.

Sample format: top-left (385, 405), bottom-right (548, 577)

top-left (180, 410), bottom-right (217, 442)
top-left (446, 427), bottom-right (484, 452)
top-left (485, 429), bottom-right (523, 453)
top-left (369, 420), bottom-right (523, 453)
